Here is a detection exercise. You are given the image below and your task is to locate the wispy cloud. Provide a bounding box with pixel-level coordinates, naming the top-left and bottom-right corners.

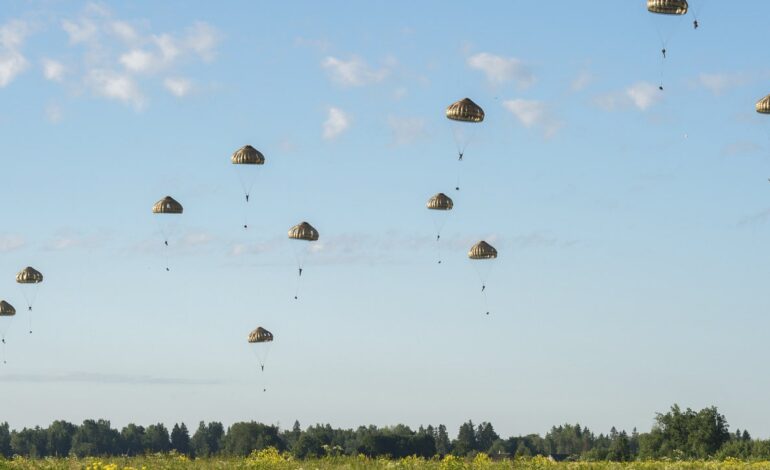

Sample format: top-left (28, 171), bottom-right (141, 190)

top-left (0, 234), bottom-right (25, 252)
top-left (594, 81), bottom-right (661, 112)
top-left (87, 69), bottom-right (145, 110)
top-left (1, 371), bottom-right (224, 385)
top-left (721, 141), bottom-right (762, 157)
top-left (467, 52), bottom-right (534, 88)
top-left (571, 69), bottom-right (593, 92)
top-left (164, 77), bottom-right (192, 97)
top-left (45, 231), bottom-right (110, 251)
top-left (323, 107), bottom-right (350, 140)
top-left (696, 72), bottom-right (752, 95)
top-left (322, 56), bottom-right (390, 87)
top-left (503, 99), bottom-right (562, 138)
top-left (388, 116), bottom-right (428, 145)
top-left (0, 20), bottom-right (30, 87)
top-left (41, 58), bottom-right (65, 82)
top-left (46, 103), bottom-right (63, 123)
top-left (737, 208), bottom-right (770, 228)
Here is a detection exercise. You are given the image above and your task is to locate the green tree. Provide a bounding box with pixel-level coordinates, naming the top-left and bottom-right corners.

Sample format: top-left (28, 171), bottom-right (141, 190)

top-left (190, 422), bottom-right (210, 458)
top-left (171, 423), bottom-right (190, 455)
top-left (47, 420), bottom-right (76, 457)
top-left (452, 421), bottom-right (476, 456)
top-left (222, 422), bottom-right (283, 456)
top-left (435, 424), bottom-right (451, 456)
top-left (639, 405), bottom-right (730, 459)
top-left (143, 423), bottom-right (170, 453)
top-left (0, 422), bottom-right (10, 458)
top-left (11, 427), bottom-right (48, 457)
top-left (120, 424), bottom-right (145, 456)
top-left (476, 422), bottom-right (499, 453)
top-left (607, 431), bottom-right (631, 461)
top-left (70, 420), bottom-right (120, 457)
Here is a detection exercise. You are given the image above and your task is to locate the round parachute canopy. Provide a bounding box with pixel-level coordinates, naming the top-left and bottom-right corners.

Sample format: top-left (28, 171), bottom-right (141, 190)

top-left (248, 327), bottom-right (274, 343)
top-left (288, 221), bottom-right (319, 241)
top-left (647, 0), bottom-right (688, 15)
top-left (152, 196), bottom-right (183, 214)
top-left (446, 98), bottom-right (485, 123)
top-left (232, 145), bottom-right (265, 165)
top-left (427, 193), bottom-right (454, 211)
top-left (16, 267), bottom-right (43, 284)
top-left (468, 241), bottom-right (498, 260)
top-left (0, 301), bottom-right (15, 316)
top-left (756, 95), bottom-right (770, 114)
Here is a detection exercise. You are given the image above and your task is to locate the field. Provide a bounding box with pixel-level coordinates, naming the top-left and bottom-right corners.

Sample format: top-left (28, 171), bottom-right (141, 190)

top-left (3, 452), bottom-right (770, 470)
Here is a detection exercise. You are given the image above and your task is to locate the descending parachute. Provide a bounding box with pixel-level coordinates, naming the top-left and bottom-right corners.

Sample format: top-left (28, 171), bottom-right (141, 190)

top-left (16, 266), bottom-right (43, 334)
top-left (446, 98), bottom-right (484, 191)
top-left (647, 0), bottom-right (689, 91)
top-left (426, 193), bottom-right (454, 264)
top-left (248, 326), bottom-right (274, 375)
top-left (288, 221), bottom-right (319, 300)
top-left (152, 196), bottom-right (183, 271)
top-left (468, 241), bottom-right (498, 315)
top-left (231, 145), bottom-right (265, 230)
top-left (0, 300), bottom-right (16, 364)
top-left (756, 94), bottom-right (770, 114)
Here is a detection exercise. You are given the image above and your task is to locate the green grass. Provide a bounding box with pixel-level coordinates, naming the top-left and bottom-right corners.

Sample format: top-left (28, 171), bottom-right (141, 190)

top-left (3, 451), bottom-right (770, 470)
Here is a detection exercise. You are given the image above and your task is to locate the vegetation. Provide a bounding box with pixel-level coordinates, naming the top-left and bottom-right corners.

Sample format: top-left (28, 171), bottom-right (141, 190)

top-left (2, 405), bottom-right (770, 467)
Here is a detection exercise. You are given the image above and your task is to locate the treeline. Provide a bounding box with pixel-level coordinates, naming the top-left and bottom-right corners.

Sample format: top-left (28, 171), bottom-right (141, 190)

top-left (1, 405), bottom-right (769, 460)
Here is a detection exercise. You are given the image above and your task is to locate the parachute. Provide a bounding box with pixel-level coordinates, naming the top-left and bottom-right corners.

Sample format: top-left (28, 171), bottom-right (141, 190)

top-left (231, 145), bottom-right (265, 230)
top-left (468, 241), bottom-right (498, 315)
top-left (756, 94), bottom-right (770, 114)
top-left (0, 300), bottom-right (16, 364)
top-left (152, 196), bottom-right (183, 271)
top-left (288, 222), bottom-right (319, 299)
top-left (446, 98), bottom-right (484, 191)
top-left (647, 0), bottom-right (689, 91)
top-left (248, 326), bottom-right (273, 392)
top-left (16, 266), bottom-right (43, 334)
top-left (426, 193), bottom-right (454, 264)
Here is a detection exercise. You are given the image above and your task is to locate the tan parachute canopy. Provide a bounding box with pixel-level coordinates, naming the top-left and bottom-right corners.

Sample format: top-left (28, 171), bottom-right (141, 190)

top-left (232, 145), bottom-right (265, 165)
top-left (647, 0), bottom-right (688, 15)
top-left (152, 196), bottom-right (183, 214)
top-left (468, 241), bottom-right (498, 260)
top-left (248, 327), bottom-right (273, 343)
top-left (427, 193), bottom-right (454, 211)
top-left (756, 95), bottom-right (770, 114)
top-left (288, 221), bottom-right (319, 241)
top-left (446, 98), bottom-right (485, 123)
top-left (16, 267), bottom-right (43, 284)
top-left (0, 301), bottom-right (15, 316)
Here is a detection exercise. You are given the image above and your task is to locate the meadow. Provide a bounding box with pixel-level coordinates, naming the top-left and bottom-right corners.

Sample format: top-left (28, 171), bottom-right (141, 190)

top-left (3, 451), bottom-right (770, 470)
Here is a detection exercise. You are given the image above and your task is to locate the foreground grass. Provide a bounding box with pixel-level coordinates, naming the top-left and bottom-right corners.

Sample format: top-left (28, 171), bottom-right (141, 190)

top-left (3, 451), bottom-right (770, 470)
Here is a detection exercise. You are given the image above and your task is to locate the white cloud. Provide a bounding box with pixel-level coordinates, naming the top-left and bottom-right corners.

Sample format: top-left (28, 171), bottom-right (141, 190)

top-left (46, 103), bottom-right (63, 123)
top-left (721, 141), bottom-right (762, 157)
top-left (322, 56), bottom-right (389, 87)
top-left (61, 18), bottom-right (97, 44)
top-left (571, 69), bottom-right (593, 91)
top-left (323, 107), bottom-right (350, 140)
top-left (184, 21), bottom-right (219, 62)
top-left (467, 52), bottom-right (534, 88)
top-left (181, 231), bottom-right (214, 247)
top-left (593, 81), bottom-right (662, 112)
top-left (0, 234), bottom-right (24, 252)
top-left (503, 99), bottom-right (562, 138)
top-left (0, 20), bottom-right (29, 87)
top-left (88, 69), bottom-right (145, 110)
top-left (119, 49), bottom-right (154, 73)
top-left (388, 116), bottom-right (428, 145)
top-left (41, 58), bottom-right (65, 81)
top-left (626, 82), bottom-right (661, 110)
top-left (697, 72), bottom-right (751, 95)
top-left (110, 21), bottom-right (138, 44)
top-left (164, 77), bottom-right (192, 97)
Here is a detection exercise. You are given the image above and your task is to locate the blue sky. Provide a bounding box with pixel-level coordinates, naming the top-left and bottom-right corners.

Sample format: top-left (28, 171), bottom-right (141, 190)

top-left (2, 0), bottom-right (770, 438)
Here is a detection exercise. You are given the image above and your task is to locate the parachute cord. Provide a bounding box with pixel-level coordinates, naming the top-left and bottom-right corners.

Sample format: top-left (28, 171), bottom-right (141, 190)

top-left (28, 308), bottom-right (32, 335)
top-left (294, 265), bottom-right (302, 300)
top-left (482, 286), bottom-right (490, 316)
top-left (436, 234), bottom-right (443, 264)
top-left (1, 338), bottom-right (5, 365)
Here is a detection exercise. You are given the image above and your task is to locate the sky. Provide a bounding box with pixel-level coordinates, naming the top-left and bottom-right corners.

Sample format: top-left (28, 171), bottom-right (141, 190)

top-left (2, 0), bottom-right (770, 439)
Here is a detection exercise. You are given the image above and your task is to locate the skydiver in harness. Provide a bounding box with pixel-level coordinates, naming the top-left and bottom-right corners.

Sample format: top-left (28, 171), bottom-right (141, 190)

top-left (693, 19), bottom-right (698, 29)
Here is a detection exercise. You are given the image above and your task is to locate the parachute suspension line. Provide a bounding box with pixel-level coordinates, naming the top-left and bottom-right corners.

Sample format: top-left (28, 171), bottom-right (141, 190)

top-left (1, 337), bottom-right (6, 365)
top-left (472, 261), bottom-right (496, 316)
top-left (18, 284), bottom-right (38, 334)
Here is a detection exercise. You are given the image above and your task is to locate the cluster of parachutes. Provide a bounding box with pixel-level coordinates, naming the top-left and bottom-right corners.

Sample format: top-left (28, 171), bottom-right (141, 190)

top-left (1, 267), bottom-right (44, 364)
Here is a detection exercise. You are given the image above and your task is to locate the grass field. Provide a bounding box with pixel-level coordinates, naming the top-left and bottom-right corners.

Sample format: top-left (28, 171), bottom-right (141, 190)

top-left (3, 451), bottom-right (770, 470)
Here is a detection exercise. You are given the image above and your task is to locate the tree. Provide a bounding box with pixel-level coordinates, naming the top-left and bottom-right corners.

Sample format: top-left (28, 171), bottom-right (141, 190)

top-left (222, 422), bottom-right (283, 456)
top-left (71, 420), bottom-right (120, 457)
top-left (190, 422), bottom-right (210, 458)
top-left (452, 421), bottom-right (476, 456)
top-left (47, 421), bottom-right (76, 457)
top-left (120, 424), bottom-right (145, 456)
top-left (143, 424), bottom-right (170, 453)
top-left (435, 425), bottom-right (451, 456)
top-left (639, 405), bottom-right (730, 459)
top-left (11, 427), bottom-right (48, 457)
top-left (607, 431), bottom-right (631, 461)
top-left (476, 422), bottom-right (499, 453)
top-left (0, 423), bottom-right (10, 458)
top-left (171, 423), bottom-right (190, 455)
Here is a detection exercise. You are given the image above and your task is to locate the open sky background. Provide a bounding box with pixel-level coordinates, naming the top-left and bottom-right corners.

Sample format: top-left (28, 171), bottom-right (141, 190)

top-left (2, 0), bottom-right (770, 438)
